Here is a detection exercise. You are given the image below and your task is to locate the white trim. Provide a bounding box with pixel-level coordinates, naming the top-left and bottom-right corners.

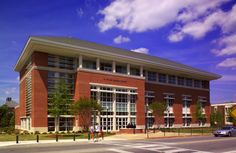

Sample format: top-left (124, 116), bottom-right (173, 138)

top-left (89, 82), bottom-right (138, 90)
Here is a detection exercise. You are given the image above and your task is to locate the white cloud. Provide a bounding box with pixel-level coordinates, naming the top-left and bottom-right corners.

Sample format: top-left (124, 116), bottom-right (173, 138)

top-left (113, 35), bottom-right (130, 44)
top-left (131, 47), bottom-right (149, 54)
top-left (212, 33), bottom-right (236, 56)
top-left (4, 87), bottom-right (17, 95)
top-left (98, 0), bottom-right (228, 33)
top-left (168, 31), bottom-right (184, 42)
top-left (217, 58), bottom-right (236, 68)
top-left (76, 8), bottom-right (84, 17)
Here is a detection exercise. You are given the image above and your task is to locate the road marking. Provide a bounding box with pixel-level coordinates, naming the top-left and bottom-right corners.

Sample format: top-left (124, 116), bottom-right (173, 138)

top-left (108, 148), bottom-right (133, 153)
top-left (165, 148), bottom-right (192, 153)
top-left (176, 137), bottom-right (236, 145)
top-left (223, 151), bottom-right (236, 153)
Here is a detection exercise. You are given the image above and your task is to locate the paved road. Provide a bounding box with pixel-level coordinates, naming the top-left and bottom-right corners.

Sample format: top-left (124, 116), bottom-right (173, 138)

top-left (0, 136), bottom-right (236, 153)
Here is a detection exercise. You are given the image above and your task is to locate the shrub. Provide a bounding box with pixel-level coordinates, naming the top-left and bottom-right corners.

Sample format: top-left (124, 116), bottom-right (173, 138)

top-left (34, 131), bottom-right (40, 135)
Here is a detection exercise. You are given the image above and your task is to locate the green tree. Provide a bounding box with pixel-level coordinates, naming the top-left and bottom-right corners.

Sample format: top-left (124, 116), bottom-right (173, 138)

top-left (48, 80), bottom-right (72, 132)
top-left (0, 105), bottom-right (14, 128)
top-left (71, 98), bottom-right (102, 131)
top-left (148, 101), bottom-right (167, 129)
top-left (195, 101), bottom-right (205, 125)
top-left (210, 111), bottom-right (223, 127)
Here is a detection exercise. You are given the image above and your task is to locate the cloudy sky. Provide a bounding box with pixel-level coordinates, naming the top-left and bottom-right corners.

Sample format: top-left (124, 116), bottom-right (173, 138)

top-left (0, 0), bottom-right (236, 105)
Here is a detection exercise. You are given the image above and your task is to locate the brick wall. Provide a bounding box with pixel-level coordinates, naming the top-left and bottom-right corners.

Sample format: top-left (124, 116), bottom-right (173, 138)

top-left (145, 83), bottom-right (210, 125)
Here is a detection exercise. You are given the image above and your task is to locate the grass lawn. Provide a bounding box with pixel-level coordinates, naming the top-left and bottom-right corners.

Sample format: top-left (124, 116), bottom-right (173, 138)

top-left (0, 133), bottom-right (115, 141)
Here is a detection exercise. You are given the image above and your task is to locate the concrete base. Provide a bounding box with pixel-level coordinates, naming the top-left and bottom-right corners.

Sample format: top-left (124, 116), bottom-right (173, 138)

top-left (119, 128), bottom-right (144, 134)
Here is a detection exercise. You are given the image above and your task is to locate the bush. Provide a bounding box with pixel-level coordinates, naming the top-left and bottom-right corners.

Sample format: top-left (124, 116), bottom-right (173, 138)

top-left (42, 132), bottom-right (47, 134)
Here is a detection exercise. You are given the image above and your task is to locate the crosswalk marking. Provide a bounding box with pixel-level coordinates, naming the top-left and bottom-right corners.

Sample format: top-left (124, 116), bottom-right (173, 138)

top-left (104, 141), bottom-right (214, 153)
top-left (108, 148), bottom-right (133, 153)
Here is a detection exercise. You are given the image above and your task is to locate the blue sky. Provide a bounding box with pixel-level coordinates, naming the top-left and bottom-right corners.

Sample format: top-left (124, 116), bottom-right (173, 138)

top-left (0, 0), bottom-right (236, 105)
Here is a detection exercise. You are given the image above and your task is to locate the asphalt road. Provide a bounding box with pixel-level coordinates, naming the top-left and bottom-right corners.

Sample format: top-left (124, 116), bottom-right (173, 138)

top-left (0, 136), bottom-right (236, 153)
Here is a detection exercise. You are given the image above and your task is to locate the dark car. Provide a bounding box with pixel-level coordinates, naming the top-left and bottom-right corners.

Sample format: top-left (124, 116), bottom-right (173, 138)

top-left (213, 126), bottom-right (236, 137)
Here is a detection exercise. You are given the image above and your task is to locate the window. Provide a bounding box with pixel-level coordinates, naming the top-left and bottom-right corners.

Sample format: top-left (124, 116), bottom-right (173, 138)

top-left (186, 78), bottom-right (193, 87)
top-left (194, 80), bottom-right (201, 88)
top-left (177, 77), bottom-right (184, 85)
top-left (168, 75), bottom-right (176, 84)
top-left (158, 73), bottom-right (166, 83)
top-left (100, 92), bottom-right (113, 111)
top-left (100, 62), bottom-right (112, 72)
top-left (116, 94), bottom-right (128, 115)
top-left (48, 118), bottom-right (55, 131)
top-left (147, 71), bottom-right (157, 81)
top-left (83, 59), bottom-right (96, 69)
top-left (59, 117), bottom-right (74, 131)
top-left (130, 67), bottom-right (140, 76)
top-left (130, 95), bottom-right (136, 115)
top-left (116, 65), bottom-right (127, 74)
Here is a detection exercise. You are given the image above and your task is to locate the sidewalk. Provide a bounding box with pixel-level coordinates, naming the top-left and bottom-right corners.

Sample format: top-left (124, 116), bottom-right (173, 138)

top-left (0, 132), bottom-right (211, 147)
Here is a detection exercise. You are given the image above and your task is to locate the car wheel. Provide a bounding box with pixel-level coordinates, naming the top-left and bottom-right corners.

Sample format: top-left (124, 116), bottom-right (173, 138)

top-left (214, 134), bottom-right (218, 137)
top-left (228, 132), bottom-right (232, 137)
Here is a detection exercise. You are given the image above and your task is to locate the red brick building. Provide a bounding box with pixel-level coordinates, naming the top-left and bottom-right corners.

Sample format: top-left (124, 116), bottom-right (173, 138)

top-left (211, 102), bottom-right (236, 126)
top-left (14, 36), bottom-right (220, 132)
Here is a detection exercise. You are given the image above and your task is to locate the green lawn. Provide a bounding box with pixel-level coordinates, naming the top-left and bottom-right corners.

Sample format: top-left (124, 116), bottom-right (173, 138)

top-left (0, 133), bottom-right (114, 141)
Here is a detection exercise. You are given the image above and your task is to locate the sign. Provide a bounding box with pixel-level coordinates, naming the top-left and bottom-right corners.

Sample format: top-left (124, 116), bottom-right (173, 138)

top-left (230, 106), bottom-right (236, 120)
top-left (104, 78), bottom-right (127, 83)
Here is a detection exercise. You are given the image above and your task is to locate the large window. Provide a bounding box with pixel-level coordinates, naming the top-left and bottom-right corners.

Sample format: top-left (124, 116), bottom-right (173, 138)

top-left (158, 73), bottom-right (167, 83)
top-left (130, 95), bottom-right (136, 115)
top-left (48, 118), bottom-right (55, 131)
top-left (177, 77), bottom-right (185, 86)
top-left (194, 80), bottom-right (201, 88)
top-left (100, 92), bottom-right (113, 111)
top-left (100, 62), bottom-right (112, 72)
top-left (59, 117), bottom-right (74, 131)
top-left (116, 94), bottom-right (128, 115)
top-left (116, 64), bottom-right (127, 74)
top-left (116, 117), bottom-right (128, 130)
top-left (83, 59), bottom-right (96, 70)
top-left (147, 71), bottom-right (157, 81)
top-left (130, 67), bottom-right (140, 76)
top-left (168, 75), bottom-right (176, 84)
top-left (186, 78), bottom-right (193, 87)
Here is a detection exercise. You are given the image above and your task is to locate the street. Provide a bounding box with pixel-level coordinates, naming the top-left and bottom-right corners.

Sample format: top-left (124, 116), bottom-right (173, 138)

top-left (0, 136), bottom-right (236, 153)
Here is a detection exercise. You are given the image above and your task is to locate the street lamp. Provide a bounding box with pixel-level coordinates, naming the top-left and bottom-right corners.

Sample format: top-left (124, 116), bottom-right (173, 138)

top-left (106, 106), bottom-right (109, 134)
top-left (146, 103), bottom-right (149, 138)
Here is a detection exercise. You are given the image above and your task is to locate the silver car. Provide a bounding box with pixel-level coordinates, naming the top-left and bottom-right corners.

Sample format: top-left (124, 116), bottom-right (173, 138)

top-left (213, 126), bottom-right (236, 137)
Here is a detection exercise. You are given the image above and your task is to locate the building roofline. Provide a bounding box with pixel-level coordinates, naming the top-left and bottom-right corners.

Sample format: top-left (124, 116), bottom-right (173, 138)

top-left (14, 36), bottom-right (221, 80)
top-left (211, 102), bottom-right (236, 106)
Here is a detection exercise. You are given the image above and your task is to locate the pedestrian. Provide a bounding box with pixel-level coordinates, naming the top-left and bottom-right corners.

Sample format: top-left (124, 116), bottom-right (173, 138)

top-left (95, 123), bottom-right (100, 142)
top-left (90, 125), bottom-right (94, 142)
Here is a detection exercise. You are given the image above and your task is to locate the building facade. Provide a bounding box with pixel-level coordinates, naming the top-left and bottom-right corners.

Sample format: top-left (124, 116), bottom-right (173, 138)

top-left (14, 36), bottom-right (220, 132)
top-left (211, 102), bottom-right (236, 126)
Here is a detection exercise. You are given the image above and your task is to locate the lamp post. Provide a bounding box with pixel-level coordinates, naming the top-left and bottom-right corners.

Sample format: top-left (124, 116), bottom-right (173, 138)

top-left (145, 103), bottom-right (149, 138)
top-left (106, 106), bottom-right (109, 134)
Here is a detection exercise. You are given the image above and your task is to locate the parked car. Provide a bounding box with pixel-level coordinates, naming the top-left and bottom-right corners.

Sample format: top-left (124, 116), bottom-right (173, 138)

top-left (213, 126), bottom-right (236, 137)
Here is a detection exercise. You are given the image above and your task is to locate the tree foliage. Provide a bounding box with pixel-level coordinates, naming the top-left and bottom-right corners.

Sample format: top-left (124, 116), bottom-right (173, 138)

top-left (0, 105), bottom-right (14, 128)
top-left (148, 101), bottom-right (167, 128)
top-left (195, 101), bottom-right (205, 122)
top-left (210, 111), bottom-right (223, 127)
top-left (71, 98), bottom-right (102, 130)
top-left (48, 80), bottom-right (72, 131)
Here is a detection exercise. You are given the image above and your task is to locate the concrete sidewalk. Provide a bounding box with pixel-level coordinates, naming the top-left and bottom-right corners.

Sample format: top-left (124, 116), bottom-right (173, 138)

top-left (0, 132), bottom-right (211, 147)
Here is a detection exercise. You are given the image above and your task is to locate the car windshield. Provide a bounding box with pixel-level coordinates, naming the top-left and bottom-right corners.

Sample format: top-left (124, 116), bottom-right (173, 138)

top-left (221, 127), bottom-right (232, 130)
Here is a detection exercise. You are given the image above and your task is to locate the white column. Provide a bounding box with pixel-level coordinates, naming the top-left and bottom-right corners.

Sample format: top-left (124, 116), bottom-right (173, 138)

top-left (140, 66), bottom-right (143, 77)
top-left (79, 55), bottom-right (83, 68)
top-left (112, 88), bottom-right (116, 131)
top-left (112, 61), bottom-right (116, 73)
top-left (96, 58), bottom-right (100, 70)
top-left (127, 64), bottom-right (130, 75)
top-left (127, 90), bottom-right (131, 124)
top-left (96, 87), bottom-right (101, 125)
